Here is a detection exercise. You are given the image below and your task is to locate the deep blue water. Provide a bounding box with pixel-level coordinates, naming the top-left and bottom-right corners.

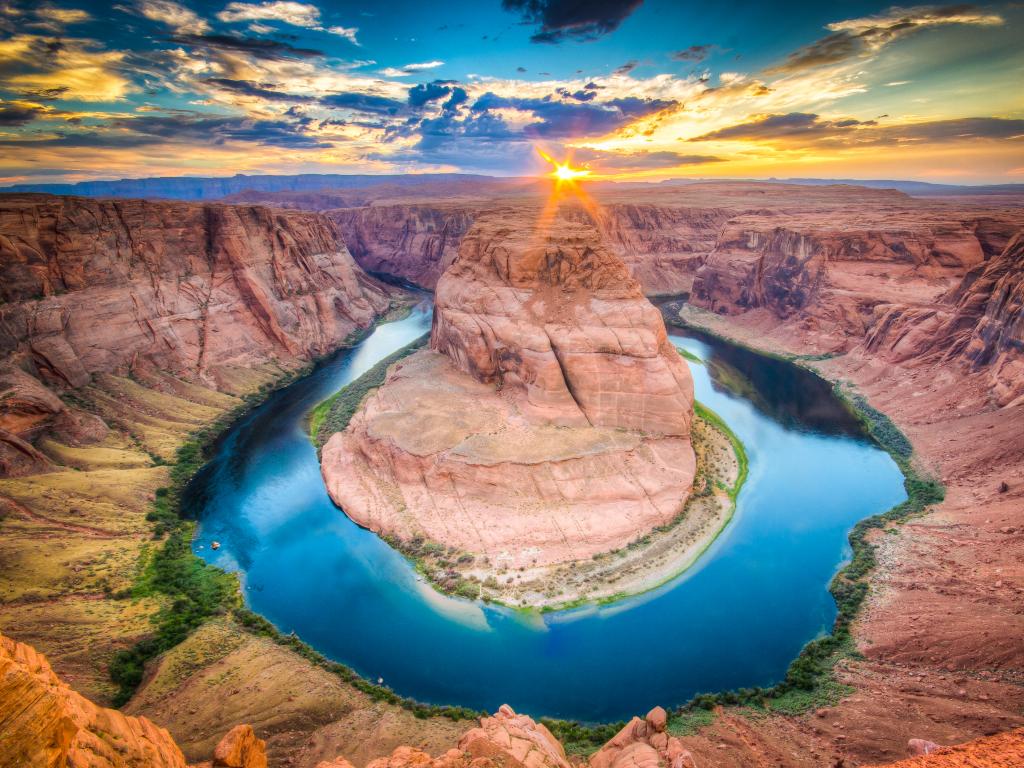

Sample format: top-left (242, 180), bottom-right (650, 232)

top-left (190, 301), bottom-right (906, 722)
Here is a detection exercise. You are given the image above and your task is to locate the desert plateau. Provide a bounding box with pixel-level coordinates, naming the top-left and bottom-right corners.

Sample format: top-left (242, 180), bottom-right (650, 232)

top-left (1, 1), bottom-right (1023, 767)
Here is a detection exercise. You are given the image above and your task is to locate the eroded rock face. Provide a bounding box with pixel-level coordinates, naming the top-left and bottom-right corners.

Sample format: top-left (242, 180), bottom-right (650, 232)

top-left (861, 233), bottom-right (1024, 406)
top-left (331, 205), bottom-right (477, 289)
top-left (431, 210), bottom-right (694, 435)
top-left (0, 194), bottom-right (393, 476)
top-left (322, 208), bottom-right (695, 570)
top-left (0, 195), bottom-right (391, 390)
top-left (0, 631), bottom-right (188, 768)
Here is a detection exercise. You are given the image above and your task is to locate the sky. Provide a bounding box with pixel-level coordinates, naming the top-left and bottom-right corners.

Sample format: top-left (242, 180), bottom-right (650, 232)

top-left (0, 0), bottom-right (1022, 184)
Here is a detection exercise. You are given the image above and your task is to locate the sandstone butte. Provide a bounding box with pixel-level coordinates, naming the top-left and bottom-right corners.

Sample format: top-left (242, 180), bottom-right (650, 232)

top-left (6, 627), bottom-right (1021, 768)
top-left (320, 205), bottom-right (697, 573)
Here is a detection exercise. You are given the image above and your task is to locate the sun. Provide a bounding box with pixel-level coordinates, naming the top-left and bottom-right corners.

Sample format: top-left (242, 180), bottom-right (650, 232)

top-left (537, 148), bottom-right (591, 184)
top-left (553, 162), bottom-right (590, 182)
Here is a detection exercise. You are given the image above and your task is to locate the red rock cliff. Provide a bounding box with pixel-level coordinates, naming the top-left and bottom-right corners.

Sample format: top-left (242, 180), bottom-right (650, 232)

top-left (0, 194), bottom-right (392, 475)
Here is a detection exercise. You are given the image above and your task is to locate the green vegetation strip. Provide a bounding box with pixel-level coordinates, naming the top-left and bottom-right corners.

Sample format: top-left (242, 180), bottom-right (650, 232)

top-left (311, 332), bottom-right (429, 450)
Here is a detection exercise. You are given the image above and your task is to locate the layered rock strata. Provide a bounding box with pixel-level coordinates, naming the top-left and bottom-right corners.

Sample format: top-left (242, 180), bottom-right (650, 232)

top-left (0, 194), bottom-right (392, 476)
top-left (321, 209), bottom-right (695, 574)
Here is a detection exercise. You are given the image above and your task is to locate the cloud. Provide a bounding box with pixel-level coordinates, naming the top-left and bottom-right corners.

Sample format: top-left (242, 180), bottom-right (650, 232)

top-left (133, 0), bottom-right (210, 34)
top-left (205, 77), bottom-right (315, 102)
top-left (0, 103), bottom-right (44, 126)
top-left (0, 35), bottom-right (134, 102)
top-left (34, 6), bottom-right (91, 25)
top-left (768, 4), bottom-right (1003, 74)
top-left (671, 44), bottom-right (711, 63)
top-left (217, 1), bottom-right (320, 27)
top-left (170, 33), bottom-right (324, 59)
top-left (574, 148), bottom-right (723, 170)
top-left (613, 60), bottom-right (638, 75)
top-left (326, 26), bottom-right (359, 44)
top-left (502, 0), bottom-right (643, 43)
top-left (408, 80), bottom-right (455, 107)
top-left (0, 110), bottom-right (332, 149)
top-left (380, 60), bottom-right (444, 77)
top-left (320, 92), bottom-right (406, 115)
top-left (217, 1), bottom-right (360, 43)
top-left (692, 112), bottom-right (875, 141)
top-left (691, 112), bottom-right (1024, 147)
top-left (470, 91), bottom-right (677, 138)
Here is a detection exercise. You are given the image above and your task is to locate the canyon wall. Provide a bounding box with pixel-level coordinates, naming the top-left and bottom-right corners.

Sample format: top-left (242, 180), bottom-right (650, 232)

top-left (0, 194), bottom-right (393, 475)
top-left (329, 205), bottom-right (478, 289)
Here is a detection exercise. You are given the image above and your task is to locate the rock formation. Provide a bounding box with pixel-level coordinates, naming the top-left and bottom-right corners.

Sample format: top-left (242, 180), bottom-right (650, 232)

top-left (863, 232), bottom-right (1024, 406)
top-left (0, 194), bottom-right (393, 476)
top-left (589, 707), bottom-right (696, 768)
top-left (366, 706), bottom-right (571, 768)
top-left (0, 631), bottom-right (189, 768)
top-left (321, 207), bottom-right (695, 574)
top-left (330, 205), bottom-right (477, 289)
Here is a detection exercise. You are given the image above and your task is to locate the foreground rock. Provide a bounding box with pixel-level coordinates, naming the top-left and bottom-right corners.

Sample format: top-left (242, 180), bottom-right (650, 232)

top-left (0, 631), bottom-right (188, 767)
top-left (590, 707), bottom-right (696, 768)
top-left (321, 207), bottom-right (696, 598)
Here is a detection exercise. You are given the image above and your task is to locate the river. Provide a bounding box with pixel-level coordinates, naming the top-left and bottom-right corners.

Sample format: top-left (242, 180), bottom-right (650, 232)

top-left (190, 300), bottom-right (906, 721)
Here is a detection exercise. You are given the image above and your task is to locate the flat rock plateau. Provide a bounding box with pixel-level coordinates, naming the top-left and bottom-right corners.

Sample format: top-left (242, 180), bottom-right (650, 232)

top-left (1, 180), bottom-right (1023, 768)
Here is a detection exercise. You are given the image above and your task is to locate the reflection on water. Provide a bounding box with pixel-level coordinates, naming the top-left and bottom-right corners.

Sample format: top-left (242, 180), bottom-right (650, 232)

top-left (191, 300), bottom-right (906, 721)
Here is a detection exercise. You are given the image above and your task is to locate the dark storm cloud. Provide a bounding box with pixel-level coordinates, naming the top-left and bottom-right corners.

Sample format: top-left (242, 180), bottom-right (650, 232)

top-left (574, 148), bottom-right (724, 169)
top-left (470, 92), bottom-right (676, 137)
top-left (671, 45), bottom-right (712, 63)
top-left (319, 92), bottom-right (406, 115)
top-left (17, 86), bottom-right (70, 101)
top-left (121, 113), bottom-right (330, 147)
top-left (2, 112), bottom-right (331, 149)
top-left (205, 78), bottom-right (315, 102)
top-left (0, 104), bottom-right (44, 126)
top-left (171, 33), bottom-right (324, 60)
top-left (555, 85), bottom-right (598, 102)
top-left (692, 112), bottom-right (876, 141)
top-left (692, 113), bottom-right (1024, 146)
top-left (405, 80), bottom-right (466, 109)
top-left (502, 0), bottom-right (644, 43)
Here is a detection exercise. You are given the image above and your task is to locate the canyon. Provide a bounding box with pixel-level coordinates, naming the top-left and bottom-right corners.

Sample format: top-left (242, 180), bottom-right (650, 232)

top-left (0, 181), bottom-right (1022, 767)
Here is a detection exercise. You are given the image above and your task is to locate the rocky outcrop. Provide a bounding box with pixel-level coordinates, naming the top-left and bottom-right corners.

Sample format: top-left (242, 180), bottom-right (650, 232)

top-left (0, 194), bottom-right (393, 476)
top-left (365, 706), bottom-right (570, 768)
top-left (0, 631), bottom-right (188, 768)
top-left (211, 725), bottom-right (267, 768)
top-left (322, 207), bottom-right (695, 574)
top-left (859, 232), bottom-right (1024, 405)
top-left (590, 708), bottom-right (696, 768)
top-left (330, 205), bottom-right (477, 289)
